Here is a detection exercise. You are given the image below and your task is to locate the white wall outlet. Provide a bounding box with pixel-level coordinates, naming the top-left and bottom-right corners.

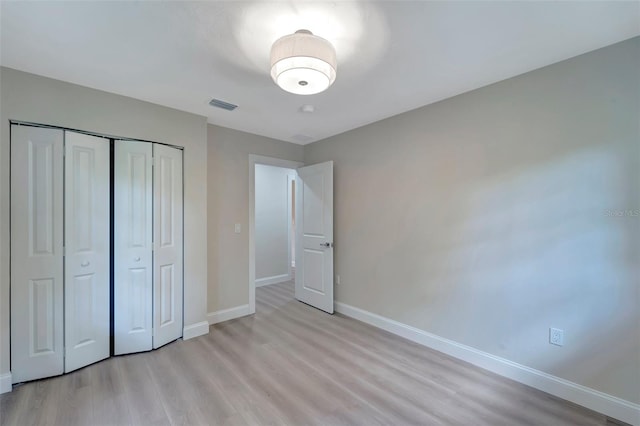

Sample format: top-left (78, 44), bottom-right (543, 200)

top-left (549, 328), bottom-right (564, 346)
top-left (336, 275), bottom-right (341, 285)
top-left (234, 223), bottom-right (241, 234)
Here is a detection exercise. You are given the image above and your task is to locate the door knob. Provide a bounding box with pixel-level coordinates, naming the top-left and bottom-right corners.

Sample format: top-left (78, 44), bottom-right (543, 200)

top-left (320, 242), bottom-right (333, 248)
top-left (134, 257), bottom-right (141, 262)
top-left (81, 261), bottom-right (90, 267)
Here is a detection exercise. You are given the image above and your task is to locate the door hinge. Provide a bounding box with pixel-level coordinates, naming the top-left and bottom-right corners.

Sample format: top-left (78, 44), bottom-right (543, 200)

top-left (62, 246), bottom-right (66, 256)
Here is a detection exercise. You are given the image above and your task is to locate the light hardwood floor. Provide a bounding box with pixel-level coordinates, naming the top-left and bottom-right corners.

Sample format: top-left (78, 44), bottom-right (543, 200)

top-left (0, 281), bottom-right (622, 426)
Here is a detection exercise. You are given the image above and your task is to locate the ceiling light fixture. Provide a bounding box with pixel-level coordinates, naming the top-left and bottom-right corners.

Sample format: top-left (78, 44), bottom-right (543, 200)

top-left (270, 29), bottom-right (337, 95)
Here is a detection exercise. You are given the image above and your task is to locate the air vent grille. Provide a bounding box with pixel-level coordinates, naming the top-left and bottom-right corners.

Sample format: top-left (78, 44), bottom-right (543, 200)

top-left (209, 98), bottom-right (238, 111)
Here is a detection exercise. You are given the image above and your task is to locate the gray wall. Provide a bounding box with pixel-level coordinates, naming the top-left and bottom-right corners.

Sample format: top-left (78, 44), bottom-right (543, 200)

top-left (207, 125), bottom-right (303, 312)
top-left (255, 164), bottom-right (294, 282)
top-left (0, 67), bottom-right (209, 378)
top-left (304, 37), bottom-right (639, 403)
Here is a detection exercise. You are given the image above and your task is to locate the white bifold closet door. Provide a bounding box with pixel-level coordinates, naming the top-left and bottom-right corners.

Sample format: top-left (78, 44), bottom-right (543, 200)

top-left (114, 141), bottom-right (183, 353)
top-left (64, 131), bottom-right (111, 372)
top-left (11, 125), bottom-right (183, 381)
top-left (114, 140), bottom-right (153, 354)
top-left (11, 126), bottom-right (64, 383)
top-left (11, 127), bottom-right (110, 382)
top-left (153, 144), bottom-right (183, 349)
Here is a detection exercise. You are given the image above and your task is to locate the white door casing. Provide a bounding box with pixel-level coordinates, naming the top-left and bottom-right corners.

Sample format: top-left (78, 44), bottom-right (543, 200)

top-left (153, 144), bottom-right (183, 348)
top-left (114, 140), bottom-right (153, 354)
top-left (64, 131), bottom-right (110, 373)
top-left (10, 125), bottom-right (65, 383)
top-left (295, 161), bottom-right (334, 314)
top-left (288, 173), bottom-right (296, 269)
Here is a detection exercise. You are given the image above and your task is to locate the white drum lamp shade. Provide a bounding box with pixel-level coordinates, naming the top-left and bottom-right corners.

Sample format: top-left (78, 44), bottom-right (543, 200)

top-left (270, 29), bottom-right (337, 95)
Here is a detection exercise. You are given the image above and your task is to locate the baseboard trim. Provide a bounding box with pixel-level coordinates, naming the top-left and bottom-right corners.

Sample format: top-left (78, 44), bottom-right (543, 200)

top-left (0, 372), bottom-right (12, 394)
top-left (335, 302), bottom-right (640, 426)
top-left (183, 321), bottom-right (209, 340)
top-left (207, 304), bottom-right (251, 325)
top-left (255, 274), bottom-right (291, 287)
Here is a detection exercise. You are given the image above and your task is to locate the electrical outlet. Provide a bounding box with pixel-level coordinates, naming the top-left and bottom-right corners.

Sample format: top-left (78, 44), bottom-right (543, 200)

top-left (336, 275), bottom-right (341, 285)
top-left (549, 328), bottom-right (564, 346)
top-left (234, 223), bottom-right (241, 234)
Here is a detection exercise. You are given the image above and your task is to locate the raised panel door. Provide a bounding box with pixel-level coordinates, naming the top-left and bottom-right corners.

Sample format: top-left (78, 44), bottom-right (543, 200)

top-left (114, 140), bottom-right (153, 354)
top-left (153, 144), bottom-right (183, 348)
top-left (10, 125), bottom-right (64, 383)
top-left (64, 131), bottom-right (110, 372)
top-left (295, 161), bottom-right (334, 314)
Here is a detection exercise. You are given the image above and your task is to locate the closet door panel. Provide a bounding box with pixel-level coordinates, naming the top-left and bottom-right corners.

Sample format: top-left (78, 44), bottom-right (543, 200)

top-left (114, 140), bottom-right (153, 354)
top-left (11, 125), bottom-right (64, 383)
top-left (153, 145), bottom-right (183, 348)
top-left (64, 131), bottom-right (110, 373)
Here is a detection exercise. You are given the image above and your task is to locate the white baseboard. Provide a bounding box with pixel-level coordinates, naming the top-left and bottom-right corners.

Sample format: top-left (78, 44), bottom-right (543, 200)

top-left (0, 372), bottom-right (12, 394)
top-left (335, 302), bottom-right (640, 426)
top-left (183, 321), bottom-right (209, 340)
top-left (255, 274), bottom-right (290, 287)
top-left (207, 304), bottom-right (251, 325)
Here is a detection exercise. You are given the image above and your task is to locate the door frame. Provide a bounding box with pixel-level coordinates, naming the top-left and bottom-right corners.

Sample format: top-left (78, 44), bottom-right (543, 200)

top-left (248, 155), bottom-right (303, 314)
top-left (287, 173), bottom-right (296, 270)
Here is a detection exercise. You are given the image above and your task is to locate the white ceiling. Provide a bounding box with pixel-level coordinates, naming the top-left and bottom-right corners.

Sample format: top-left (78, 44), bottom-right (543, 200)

top-left (1, 1), bottom-right (638, 144)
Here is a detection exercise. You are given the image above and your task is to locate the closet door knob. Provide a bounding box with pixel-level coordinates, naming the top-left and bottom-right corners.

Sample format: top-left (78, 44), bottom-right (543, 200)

top-left (134, 257), bottom-right (141, 262)
top-left (81, 261), bottom-right (90, 267)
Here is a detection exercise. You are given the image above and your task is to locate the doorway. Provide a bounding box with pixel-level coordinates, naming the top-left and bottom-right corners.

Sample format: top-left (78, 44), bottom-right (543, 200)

top-left (248, 155), bottom-right (303, 314)
top-left (254, 164), bottom-right (295, 288)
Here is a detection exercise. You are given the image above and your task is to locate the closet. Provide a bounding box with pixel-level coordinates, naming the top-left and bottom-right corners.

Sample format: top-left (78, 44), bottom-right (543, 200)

top-left (10, 123), bottom-right (183, 384)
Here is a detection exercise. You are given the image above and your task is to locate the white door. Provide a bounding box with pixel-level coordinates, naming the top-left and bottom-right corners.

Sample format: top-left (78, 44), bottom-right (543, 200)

top-left (153, 144), bottom-right (183, 348)
top-left (64, 131), bottom-right (110, 373)
top-left (295, 161), bottom-right (334, 313)
top-left (11, 125), bottom-right (64, 383)
top-left (114, 140), bottom-right (153, 354)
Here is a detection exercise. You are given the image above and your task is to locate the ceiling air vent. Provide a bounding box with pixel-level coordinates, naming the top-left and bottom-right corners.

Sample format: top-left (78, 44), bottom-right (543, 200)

top-left (209, 98), bottom-right (238, 111)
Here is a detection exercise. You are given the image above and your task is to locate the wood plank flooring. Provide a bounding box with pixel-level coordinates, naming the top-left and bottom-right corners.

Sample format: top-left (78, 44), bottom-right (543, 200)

top-left (0, 281), bottom-right (620, 426)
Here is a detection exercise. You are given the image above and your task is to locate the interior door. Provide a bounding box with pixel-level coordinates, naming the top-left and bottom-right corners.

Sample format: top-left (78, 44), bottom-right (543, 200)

top-left (64, 131), bottom-right (110, 372)
top-left (153, 144), bottom-right (183, 348)
top-left (295, 161), bottom-right (334, 313)
top-left (11, 125), bottom-right (64, 383)
top-left (114, 140), bottom-right (153, 354)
